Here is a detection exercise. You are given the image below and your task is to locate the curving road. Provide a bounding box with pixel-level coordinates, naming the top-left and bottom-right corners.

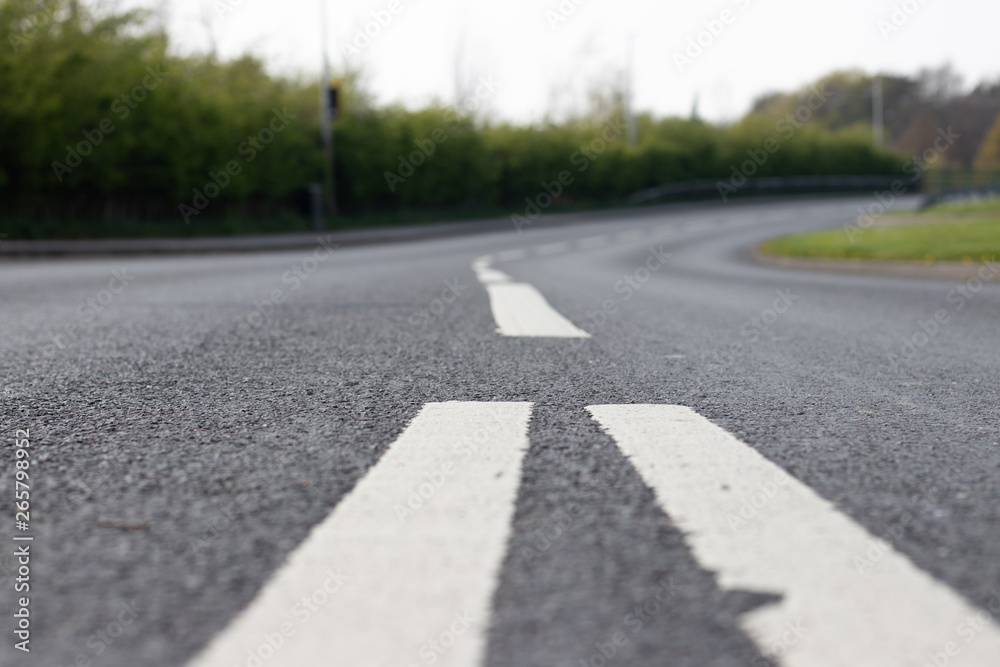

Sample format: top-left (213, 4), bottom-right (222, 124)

top-left (1, 197), bottom-right (999, 666)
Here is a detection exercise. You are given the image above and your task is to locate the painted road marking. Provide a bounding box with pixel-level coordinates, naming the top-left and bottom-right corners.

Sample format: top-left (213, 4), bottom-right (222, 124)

top-left (190, 402), bottom-right (534, 667)
top-left (485, 283), bottom-right (590, 337)
top-left (587, 404), bottom-right (1000, 667)
top-left (615, 229), bottom-right (646, 243)
top-left (497, 249), bottom-right (527, 262)
top-left (472, 258), bottom-right (589, 338)
top-left (577, 235), bottom-right (609, 249)
top-left (535, 242), bottom-right (569, 256)
top-left (473, 256), bottom-right (513, 284)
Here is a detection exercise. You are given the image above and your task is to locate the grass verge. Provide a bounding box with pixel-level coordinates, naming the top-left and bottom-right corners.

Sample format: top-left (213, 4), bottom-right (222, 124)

top-left (760, 198), bottom-right (1000, 262)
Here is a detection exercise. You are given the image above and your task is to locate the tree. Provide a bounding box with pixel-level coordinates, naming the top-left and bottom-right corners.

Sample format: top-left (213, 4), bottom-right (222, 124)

top-left (975, 112), bottom-right (1000, 167)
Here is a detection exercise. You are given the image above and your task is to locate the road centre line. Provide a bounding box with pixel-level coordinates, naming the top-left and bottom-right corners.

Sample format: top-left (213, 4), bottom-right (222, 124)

top-left (190, 402), bottom-right (534, 667)
top-left (577, 235), bottom-right (609, 249)
top-left (615, 229), bottom-right (647, 243)
top-left (587, 404), bottom-right (1000, 667)
top-left (497, 249), bottom-right (527, 261)
top-left (473, 256), bottom-right (590, 338)
top-left (535, 242), bottom-right (569, 255)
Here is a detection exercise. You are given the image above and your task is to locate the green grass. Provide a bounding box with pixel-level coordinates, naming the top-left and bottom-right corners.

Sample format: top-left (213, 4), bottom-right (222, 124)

top-left (761, 197), bottom-right (1000, 262)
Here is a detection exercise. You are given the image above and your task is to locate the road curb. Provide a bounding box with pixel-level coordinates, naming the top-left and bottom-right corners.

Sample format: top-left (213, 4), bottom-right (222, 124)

top-left (0, 218), bottom-right (517, 258)
top-left (751, 247), bottom-right (998, 281)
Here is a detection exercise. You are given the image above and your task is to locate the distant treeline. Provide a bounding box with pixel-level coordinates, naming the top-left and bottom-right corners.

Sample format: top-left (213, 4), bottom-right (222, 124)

top-left (0, 0), bottom-right (930, 237)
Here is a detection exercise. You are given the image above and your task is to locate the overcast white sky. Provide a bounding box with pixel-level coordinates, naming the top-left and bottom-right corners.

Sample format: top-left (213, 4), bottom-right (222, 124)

top-left (131, 0), bottom-right (1000, 122)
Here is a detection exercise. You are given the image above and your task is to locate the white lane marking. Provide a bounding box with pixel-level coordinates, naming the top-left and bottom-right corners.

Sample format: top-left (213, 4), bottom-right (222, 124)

top-left (485, 283), bottom-right (590, 337)
top-left (577, 235), bottom-right (610, 249)
top-left (615, 229), bottom-right (646, 243)
top-left (535, 242), bottom-right (569, 256)
top-left (190, 402), bottom-right (534, 667)
top-left (497, 249), bottom-right (526, 262)
top-left (472, 258), bottom-right (589, 338)
top-left (587, 405), bottom-right (1000, 667)
top-left (473, 256), bottom-right (513, 284)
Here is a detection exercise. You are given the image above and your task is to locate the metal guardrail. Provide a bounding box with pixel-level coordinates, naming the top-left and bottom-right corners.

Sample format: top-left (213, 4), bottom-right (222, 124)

top-left (917, 183), bottom-right (1000, 210)
top-left (624, 175), bottom-right (919, 206)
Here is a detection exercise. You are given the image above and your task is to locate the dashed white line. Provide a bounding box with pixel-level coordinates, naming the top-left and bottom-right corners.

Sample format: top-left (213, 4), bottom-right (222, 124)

top-left (485, 283), bottom-right (590, 337)
top-left (535, 242), bottom-right (569, 256)
top-left (190, 402), bottom-right (534, 667)
top-left (473, 257), bottom-right (590, 338)
top-left (615, 229), bottom-right (646, 243)
top-left (587, 404), bottom-right (1000, 667)
top-left (473, 257), bottom-right (513, 284)
top-left (577, 235), bottom-right (610, 249)
top-left (497, 249), bottom-right (527, 262)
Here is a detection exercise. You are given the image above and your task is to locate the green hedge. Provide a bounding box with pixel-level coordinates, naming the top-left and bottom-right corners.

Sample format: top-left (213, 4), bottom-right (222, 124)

top-left (0, 0), bottom-right (902, 238)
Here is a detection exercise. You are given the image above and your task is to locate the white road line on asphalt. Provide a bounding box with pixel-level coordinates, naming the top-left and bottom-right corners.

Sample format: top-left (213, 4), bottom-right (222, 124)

top-left (485, 283), bottom-right (590, 337)
top-left (577, 235), bottom-right (609, 249)
top-left (615, 229), bottom-right (646, 243)
top-left (190, 402), bottom-right (534, 667)
top-left (472, 258), bottom-right (590, 338)
top-left (535, 242), bottom-right (569, 256)
top-left (473, 256), bottom-right (513, 284)
top-left (497, 249), bottom-right (527, 262)
top-left (587, 405), bottom-right (1000, 667)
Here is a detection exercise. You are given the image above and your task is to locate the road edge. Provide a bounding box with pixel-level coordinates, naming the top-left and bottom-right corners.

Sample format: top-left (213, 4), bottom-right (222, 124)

top-left (751, 246), bottom-right (998, 281)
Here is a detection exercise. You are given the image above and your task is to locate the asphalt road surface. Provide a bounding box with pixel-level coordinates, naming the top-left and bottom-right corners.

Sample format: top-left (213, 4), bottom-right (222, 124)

top-left (2, 197), bottom-right (999, 667)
